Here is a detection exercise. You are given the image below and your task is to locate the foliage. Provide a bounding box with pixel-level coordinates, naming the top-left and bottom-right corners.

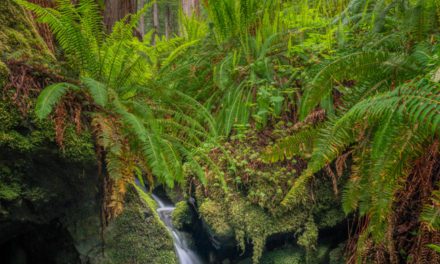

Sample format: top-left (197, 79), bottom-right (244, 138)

top-left (7, 0), bottom-right (440, 263)
top-left (185, 127), bottom-right (344, 263)
top-left (266, 0), bottom-right (440, 261)
top-left (16, 0), bottom-right (221, 219)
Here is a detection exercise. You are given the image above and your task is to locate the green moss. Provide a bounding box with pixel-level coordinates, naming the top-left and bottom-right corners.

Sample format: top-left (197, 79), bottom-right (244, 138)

top-left (238, 247), bottom-right (305, 264)
top-left (199, 199), bottom-right (234, 238)
top-left (101, 185), bottom-right (177, 264)
top-left (0, 61), bottom-right (9, 88)
top-left (328, 243), bottom-right (346, 264)
top-left (255, 248), bottom-right (304, 264)
top-left (61, 126), bottom-right (96, 163)
top-left (0, 181), bottom-right (21, 201)
top-left (185, 128), bottom-right (346, 263)
top-left (0, 0), bottom-right (52, 63)
top-left (172, 201), bottom-right (192, 230)
top-left (297, 218), bottom-right (318, 251)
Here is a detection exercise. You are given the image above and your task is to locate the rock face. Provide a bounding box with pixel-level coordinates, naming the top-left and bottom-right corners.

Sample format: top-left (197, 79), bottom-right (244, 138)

top-left (0, 1), bottom-right (177, 263)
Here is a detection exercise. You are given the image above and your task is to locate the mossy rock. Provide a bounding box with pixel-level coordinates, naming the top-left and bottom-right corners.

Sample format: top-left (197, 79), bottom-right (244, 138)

top-left (172, 201), bottom-right (193, 230)
top-left (199, 199), bottom-right (234, 239)
top-left (328, 243), bottom-right (346, 264)
top-left (185, 127), bottom-right (347, 263)
top-left (99, 185), bottom-right (177, 264)
top-left (238, 247), bottom-right (304, 264)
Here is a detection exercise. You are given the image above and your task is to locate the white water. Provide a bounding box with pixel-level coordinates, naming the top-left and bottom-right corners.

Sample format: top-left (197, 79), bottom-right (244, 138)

top-left (151, 193), bottom-right (204, 264)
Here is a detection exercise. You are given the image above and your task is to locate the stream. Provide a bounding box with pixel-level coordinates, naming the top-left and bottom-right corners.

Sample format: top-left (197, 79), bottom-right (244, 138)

top-left (150, 193), bottom-right (205, 264)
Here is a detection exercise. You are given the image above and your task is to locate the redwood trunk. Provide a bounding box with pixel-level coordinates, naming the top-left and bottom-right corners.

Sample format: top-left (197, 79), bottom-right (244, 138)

top-left (104, 0), bottom-right (137, 32)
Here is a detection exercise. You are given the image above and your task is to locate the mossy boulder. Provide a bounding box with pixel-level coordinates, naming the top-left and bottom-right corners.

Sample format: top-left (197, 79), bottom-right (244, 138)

top-left (172, 201), bottom-right (193, 230)
top-left (97, 185), bottom-right (177, 264)
top-left (184, 126), bottom-right (347, 263)
top-left (199, 199), bottom-right (234, 239)
top-left (238, 244), bottom-right (332, 264)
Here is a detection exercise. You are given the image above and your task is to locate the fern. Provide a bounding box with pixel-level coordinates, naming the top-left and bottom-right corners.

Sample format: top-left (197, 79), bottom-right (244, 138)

top-left (35, 83), bottom-right (79, 119)
top-left (264, 127), bottom-right (318, 163)
top-left (283, 78), bottom-right (440, 208)
top-left (81, 77), bottom-right (108, 107)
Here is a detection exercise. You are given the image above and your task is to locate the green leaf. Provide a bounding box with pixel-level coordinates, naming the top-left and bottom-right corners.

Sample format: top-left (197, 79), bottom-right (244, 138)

top-left (427, 244), bottom-right (440, 253)
top-left (35, 83), bottom-right (79, 120)
top-left (81, 77), bottom-right (108, 107)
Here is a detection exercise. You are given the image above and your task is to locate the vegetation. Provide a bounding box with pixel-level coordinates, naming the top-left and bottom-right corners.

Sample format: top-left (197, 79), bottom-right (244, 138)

top-left (2, 0), bottom-right (440, 263)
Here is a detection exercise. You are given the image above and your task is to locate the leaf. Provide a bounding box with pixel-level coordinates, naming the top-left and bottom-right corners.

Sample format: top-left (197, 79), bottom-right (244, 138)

top-left (270, 96), bottom-right (284, 103)
top-left (35, 83), bottom-right (79, 119)
top-left (81, 77), bottom-right (108, 107)
top-left (427, 244), bottom-right (440, 253)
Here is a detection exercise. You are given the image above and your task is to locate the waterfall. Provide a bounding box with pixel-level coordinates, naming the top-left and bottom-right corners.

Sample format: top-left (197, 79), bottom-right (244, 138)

top-left (151, 193), bottom-right (204, 264)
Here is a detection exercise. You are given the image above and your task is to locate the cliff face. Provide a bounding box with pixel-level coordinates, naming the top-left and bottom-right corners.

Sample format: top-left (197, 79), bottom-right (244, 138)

top-left (0, 1), bottom-right (176, 263)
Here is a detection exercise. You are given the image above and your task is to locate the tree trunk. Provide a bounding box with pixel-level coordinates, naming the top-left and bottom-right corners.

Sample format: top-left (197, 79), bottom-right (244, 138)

top-left (137, 0), bottom-right (145, 38)
top-left (151, 1), bottom-right (159, 45)
top-left (165, 4), bottom-right (171, 39)
top-left (182, 0), bottom-right (200, 16)
top-left (104, 0), bottom-right (137, 32)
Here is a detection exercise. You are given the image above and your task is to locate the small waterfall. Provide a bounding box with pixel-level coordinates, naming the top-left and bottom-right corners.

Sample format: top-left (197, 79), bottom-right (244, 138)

top-left (151, 193), bottom-right (205, 264)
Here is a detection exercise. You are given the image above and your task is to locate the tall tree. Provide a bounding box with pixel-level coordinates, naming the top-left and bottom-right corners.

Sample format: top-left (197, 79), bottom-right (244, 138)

top-left (137, 0), bottom-right (145, 37)
top-left (104, 0), bottom-right (137, 32)
top-left (182, 0), bottom-right (199, 16)
top-left (151, 0), bottom-right (159, 44)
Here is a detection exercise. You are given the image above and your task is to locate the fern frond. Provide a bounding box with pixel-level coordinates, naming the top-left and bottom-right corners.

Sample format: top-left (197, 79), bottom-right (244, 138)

top-left (35, 83), bottom-right (79, 119)
top-left (300, 51), bottom-right (391, 119)
top-left (283, 78), bottom-right (440, 208)
top-left (264, 127), bottom-right (318, 163)
top-left (81, 77), bottom-right (108, 107)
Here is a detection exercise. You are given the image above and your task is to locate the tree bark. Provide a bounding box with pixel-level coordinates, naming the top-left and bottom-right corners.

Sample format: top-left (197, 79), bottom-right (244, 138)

top-left (151, 1), bottom-right (159, 45)
top-left (165, 4), bottom-right (171, 39)
top-left (104, 0), bottom-right (137, 32)
top-left (182, 0), bottom-right (200, 16)
top-left (137, 0), bottom-right (145, 38)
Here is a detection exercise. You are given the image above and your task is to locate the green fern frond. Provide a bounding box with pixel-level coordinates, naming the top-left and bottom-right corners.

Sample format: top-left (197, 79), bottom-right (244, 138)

top-left (35, 83), bottom-right (79, 119)
top-left (300, 51), bottom-right (391, 119)
top-left (264, 127), bottom-right (318, 163)
top-left (283, 78), bottom-right (440, 208)
top-left (81, 77), bottom-right (108, 107)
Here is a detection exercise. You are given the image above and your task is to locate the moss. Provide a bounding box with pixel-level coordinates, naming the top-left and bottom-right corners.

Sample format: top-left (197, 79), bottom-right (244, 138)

top-left (0, 0), bottom-right (52, 64)
top-left (185, 127), bottom-right (346, 263)
top-left (61, 126), bottom-right (96, 163)
top-left (297, 218), bottom-right (318, 251)
top-left (257, 248), bottom-right (304, 264)
top-left (238, 247), bottom-right (305, 264)
top-left (328, 243), bottom-right (346, 264)
top-left (0, 61), bottom-right (9, 88)
top-left (172, 201), bottom-right (192, 230)
top-left (199, 199), bottom-right (234, 238)
top-left (0, 181), bottom-right (21, 201)
top-left (100, 185), bottom-right (177, 264)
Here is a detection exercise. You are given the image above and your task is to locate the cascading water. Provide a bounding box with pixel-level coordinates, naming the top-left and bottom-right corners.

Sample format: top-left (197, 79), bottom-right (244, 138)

top-left (150, 193), bottom-right (205, 264)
